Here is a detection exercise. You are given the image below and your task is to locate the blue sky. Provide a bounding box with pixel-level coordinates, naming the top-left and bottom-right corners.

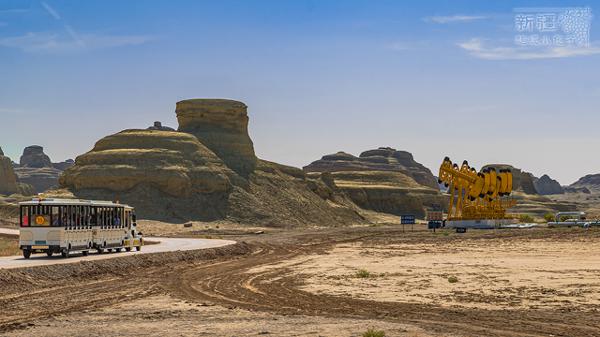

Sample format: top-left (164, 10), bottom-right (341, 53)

top-left (1, 0), bottom-right (600, 184)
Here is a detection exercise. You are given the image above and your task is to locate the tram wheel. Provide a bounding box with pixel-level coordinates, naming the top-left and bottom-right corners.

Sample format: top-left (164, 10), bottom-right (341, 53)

top-left (135, 246), bottom-right (141, 252)
top-left (61, 250), bottom-right (70, 258)
top-left (82, 250), bottom-right (89, 256)
top-left (116, 248), bottom-right (122, 253)
top-left (23, 250), bottom-right (31, 259)
top-left (125, 247), bottom-right (131, 252)
top-left (46, 250), bottom-right (53, 257)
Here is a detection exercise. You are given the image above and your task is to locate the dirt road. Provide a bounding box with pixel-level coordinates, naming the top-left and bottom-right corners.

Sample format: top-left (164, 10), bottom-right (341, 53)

top-left (0, 227), bottom-right (235, 269)
top-left (1, 226), bottom-right (599, 336)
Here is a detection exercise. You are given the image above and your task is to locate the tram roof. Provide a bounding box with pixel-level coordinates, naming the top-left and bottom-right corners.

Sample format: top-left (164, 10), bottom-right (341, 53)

top-left (19, 198), bottom-right (133, 209)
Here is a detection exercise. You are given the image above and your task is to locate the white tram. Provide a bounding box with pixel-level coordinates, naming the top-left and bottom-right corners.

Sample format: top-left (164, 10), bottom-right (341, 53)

top-left (19, 198), bottom-right (143, 259)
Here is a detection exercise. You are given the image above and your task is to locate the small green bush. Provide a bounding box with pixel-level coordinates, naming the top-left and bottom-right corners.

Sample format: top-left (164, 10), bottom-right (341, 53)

top-left (356, 269), bottom-right (372, 278)
top-left (519, 214), bottom-right (534, 223)
top-left (362, 327), bottom-right (386, 337)
top-left (447, 276), bottom-right (459, 283)
top-left (543, 213), bottom-right (555, 222)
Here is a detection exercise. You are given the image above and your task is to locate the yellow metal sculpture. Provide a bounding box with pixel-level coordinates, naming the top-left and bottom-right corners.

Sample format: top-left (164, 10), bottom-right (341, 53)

top-left (438, 157), bottom-right (516, 220)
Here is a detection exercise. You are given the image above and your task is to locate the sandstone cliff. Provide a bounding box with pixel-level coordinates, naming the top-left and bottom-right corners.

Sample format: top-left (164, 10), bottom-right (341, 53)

top-left (59, 99), bottom-right (363, 226)
top-left (304, 148), bottom-right (445, 218)
top-left (176, 99), bottom-right (257, 177)
top-left (0, 147), bottom-right (19, 195)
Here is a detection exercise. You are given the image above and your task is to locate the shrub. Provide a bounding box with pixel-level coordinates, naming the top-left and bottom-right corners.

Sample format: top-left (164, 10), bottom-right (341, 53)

top-left (447, 276), bottom-right (459, 283)
top-left (519, 214), bottom-right (534, 223)
top-left (356, 269), bottom-right (372, 279)
top-left (544, 213), bottom-right (555, 222)
top-left (362, 328), bottom-right (386, 337)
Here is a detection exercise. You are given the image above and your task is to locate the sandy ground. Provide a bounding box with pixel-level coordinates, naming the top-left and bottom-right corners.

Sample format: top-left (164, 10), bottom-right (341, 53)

top-left (257, 231), bottom-right (600, 311)
top-left (2, 226), bottom-right (600, 337)
top-left (4, 295), bottom-right (431, 337)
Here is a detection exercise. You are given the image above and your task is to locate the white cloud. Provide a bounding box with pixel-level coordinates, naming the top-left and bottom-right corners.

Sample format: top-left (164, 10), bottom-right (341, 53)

top-left (458, 38), bottom-right (600, 60)
top-left (0, 31), bottom-right (155, 53)
top-left (41, 1), bottom-right (60, 20)
top-left (424, 15), bottom-right (487, 24)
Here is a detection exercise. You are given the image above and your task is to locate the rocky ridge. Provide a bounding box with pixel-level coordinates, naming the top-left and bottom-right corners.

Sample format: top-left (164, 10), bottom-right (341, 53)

top-left (570, 174), bottom-right (600, 193)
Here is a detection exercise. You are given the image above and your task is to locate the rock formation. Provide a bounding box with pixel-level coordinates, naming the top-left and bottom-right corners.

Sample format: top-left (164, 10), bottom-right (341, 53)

top-left (304, 148), bottom-right (445, 218)
top-left (14, 146), bottom-right (73, 194)
top-left (147, 121), bottom-right (175, 131)
top-left (52, 159), bottom-right (75, 171)
top-left (60, 130), bottom-right (233, 197)
top-left (59, 99), bottom-right (363, 226)
top-left (482, 164), bottom-right (538, 194)
top-left (0, 147), bottom-right (19, 195)
top-left (176, 99), bottom-right (257, 176)
top-left (20, 145), bottom-right (52, 168)
top-left (569, 174), bottom-right (600, 193)
top-left (564, 186), bottom-right (591, 194)
top-left (304, 147), bottom-right (439, 189)
top-left (533, 174), bottom-right (564, 195)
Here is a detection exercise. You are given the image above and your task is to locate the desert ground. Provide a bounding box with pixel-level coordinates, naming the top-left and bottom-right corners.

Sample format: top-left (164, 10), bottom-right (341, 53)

top-left (1, 224), bottom-right (599, 337)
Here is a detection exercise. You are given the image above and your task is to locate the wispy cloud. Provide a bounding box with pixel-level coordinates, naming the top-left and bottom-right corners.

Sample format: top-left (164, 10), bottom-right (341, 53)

top-left (458, 38), bottom-right (600, 60)
top-left (0, 32), bottom-right (155, 53)
top-left (385, 40), bottom-right (430, 52)
top-left (424, 15), bottom-right (487, 24)
top-left (40, 1), bottom-right (60, 20)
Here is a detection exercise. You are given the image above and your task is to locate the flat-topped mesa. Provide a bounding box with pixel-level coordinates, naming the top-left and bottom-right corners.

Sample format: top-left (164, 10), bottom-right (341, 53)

top-left (20, 145), bottom-right (52, 168)
top-left (176, 99), bottom-right (257, 176)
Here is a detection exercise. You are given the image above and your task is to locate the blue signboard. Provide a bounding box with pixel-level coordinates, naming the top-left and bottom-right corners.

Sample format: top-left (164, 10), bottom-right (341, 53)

top-left (400, 214), bottom-right (415, 224)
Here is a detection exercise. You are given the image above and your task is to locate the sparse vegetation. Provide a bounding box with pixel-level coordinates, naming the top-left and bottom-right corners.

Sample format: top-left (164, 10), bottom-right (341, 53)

top-left (519, 214), bottom-right (534, 223)
top-left (356, 269), bottom-right (372, 278)
top-left (544, 213), bottom-right (556, 223)
top-left (0, 236), bottom-right (19, 256)
top-left (447, 276), bottom-right (459, 283)
top-left (362, 327), bottom-right (386, 337)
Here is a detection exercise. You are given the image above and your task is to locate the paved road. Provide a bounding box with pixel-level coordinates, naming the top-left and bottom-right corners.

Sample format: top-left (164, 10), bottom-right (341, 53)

top-left (0, 227), bottom-right (236, 269)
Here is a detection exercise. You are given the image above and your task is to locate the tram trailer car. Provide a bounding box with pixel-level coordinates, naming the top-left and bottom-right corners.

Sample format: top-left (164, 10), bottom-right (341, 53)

top-left (19, 198), bottom-right (143, 259)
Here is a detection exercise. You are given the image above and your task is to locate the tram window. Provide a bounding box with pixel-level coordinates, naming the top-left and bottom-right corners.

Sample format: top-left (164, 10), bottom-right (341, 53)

top-left (20, 206), bottom-right (30, 227)
top-left (23, 205), bottom-right (53, 227)
top-left (51, 207), bottom-right (60, 226)
top-left (91, 207), bottom-right (98, 226)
